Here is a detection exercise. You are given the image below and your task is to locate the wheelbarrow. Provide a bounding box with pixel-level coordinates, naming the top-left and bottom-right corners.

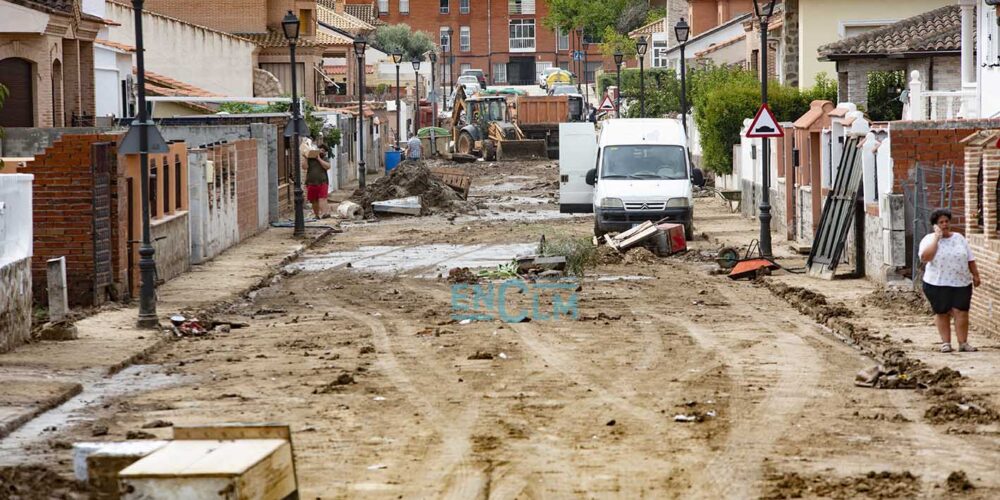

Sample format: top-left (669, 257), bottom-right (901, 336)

top-left (716, 240), bottom-right (781, 280)
top-left (717, 190), bottom-right (742, 213)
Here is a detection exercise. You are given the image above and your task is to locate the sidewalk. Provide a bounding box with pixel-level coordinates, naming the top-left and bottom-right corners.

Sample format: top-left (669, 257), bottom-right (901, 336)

top-left (695, 197), bottom-right (1000, 417)
top-left (0, 226), bottom-right (332, 439)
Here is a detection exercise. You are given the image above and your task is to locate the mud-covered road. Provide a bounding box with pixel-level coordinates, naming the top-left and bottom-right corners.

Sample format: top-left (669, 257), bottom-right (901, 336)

top-left (8, 160), bottom-right (1000, 499)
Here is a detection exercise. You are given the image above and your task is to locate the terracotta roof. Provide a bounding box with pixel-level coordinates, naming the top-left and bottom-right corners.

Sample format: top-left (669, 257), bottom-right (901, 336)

top-left (694, 34), bottom-right (746, 58)
top-left (342, 2), bottom-right (384, 26)
top-left (630, 17), bottom-right (665, 37)
top-left (95, 39), bottom-right (135, 53)
top-left (818, 5), bottom-right (967, 59)
top-left (324, 64), bottom-right (375, 76)
top-left (317, 3), bottom-right (374, 34)
top-left (143, 70), bottom-right (222, 98)
top-left (235, 27), bottom-right (352, 48)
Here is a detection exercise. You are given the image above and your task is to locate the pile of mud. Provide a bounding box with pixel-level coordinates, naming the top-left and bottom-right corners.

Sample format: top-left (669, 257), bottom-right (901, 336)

top-left (0, 465), bottom-right (85, 499)
top-left (862, 287), bottom-right (931, 316)
top-left (350, 161), bottom-right (476, 216)
top-left (623, 247), bottom-right (658, 265)
top-left (924, 389), bottom-right (1000, 425)
top-left (764, 281), bottom-right (855, 323)
top-left (595, 245), bottom-right (623, 265)
top-left (765, 471), bottom-right (920, 499)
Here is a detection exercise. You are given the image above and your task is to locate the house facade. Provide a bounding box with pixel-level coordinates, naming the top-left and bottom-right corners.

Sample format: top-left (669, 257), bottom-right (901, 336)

top-left (0, 0), bottom-right (104, 127)
top-left (372, 0), bottom-right (604, 86)
top-left (977, 0), bottom-right (1000, 118)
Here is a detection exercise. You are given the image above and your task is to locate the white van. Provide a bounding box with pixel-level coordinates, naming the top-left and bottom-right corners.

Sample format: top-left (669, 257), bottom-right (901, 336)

top-left (559, 118), bottom-right (694, 239)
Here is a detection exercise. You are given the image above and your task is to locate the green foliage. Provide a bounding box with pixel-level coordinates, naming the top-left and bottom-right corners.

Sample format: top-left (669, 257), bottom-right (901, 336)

top-left (371, 24), bottom-right (436, 60)
top-left (218, 102), bottom-right (256, 114)
top-left (804, 72), bottom-right (839, 103)
top-left (866, 70), bottom-right (905, 122)
top-left (545, 0), bottom-right (644, 41)
top-left (599, 26), bottom-right (637, 60)
top-left (539, 237), bottom-right (597, 277)
top-left (321, 127), bottom-right (341, 149)
top-left (645, 7), bottom-right (666, 25)
top-left (218, 97), bottom-right (327, 141)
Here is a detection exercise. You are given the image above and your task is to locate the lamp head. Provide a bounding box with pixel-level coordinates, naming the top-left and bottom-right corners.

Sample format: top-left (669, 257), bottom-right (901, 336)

top-left (636, 36), bottom-right (648, 57)
top-left (752, 0), bottom-right (778, 19)
top-left (428, 52), bottom-right (438, 63)
top-left (411, 56), bottom-right (422, 71)
top-left (674, 18), bottom-right (690, 43)
top-left (391, 50), bottom-right (403, 65)
top-left (613, 50), bottom-right (623, 66)
top-left (281, 11), bottom-right (300, 42)
top-left (353, 35), bottom-right (368, 57)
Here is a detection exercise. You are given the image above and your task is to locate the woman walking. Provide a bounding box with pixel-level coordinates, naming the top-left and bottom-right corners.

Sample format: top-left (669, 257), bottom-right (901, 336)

top-left (919, 209), bottom-right (981, 353)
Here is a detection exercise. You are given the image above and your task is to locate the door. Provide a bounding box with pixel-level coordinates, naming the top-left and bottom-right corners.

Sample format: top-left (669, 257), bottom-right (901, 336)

top-left (559, 122), bottom-right (598, 213)
top-left (507, 57), bottom-right (536, 85)
top-left (0, 58), bottom-right (34, 127)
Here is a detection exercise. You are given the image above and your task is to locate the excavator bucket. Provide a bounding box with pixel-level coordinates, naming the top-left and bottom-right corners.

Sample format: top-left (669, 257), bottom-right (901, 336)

top-left (497, 139), bottom-right (548, 160)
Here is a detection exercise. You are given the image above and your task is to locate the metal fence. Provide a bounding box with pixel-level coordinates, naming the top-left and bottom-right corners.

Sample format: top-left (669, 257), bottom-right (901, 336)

top-left (902, 163), bottom-right (957, 275)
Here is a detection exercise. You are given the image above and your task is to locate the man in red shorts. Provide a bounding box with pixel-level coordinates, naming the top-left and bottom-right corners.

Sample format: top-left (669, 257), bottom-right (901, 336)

top-left (304, 147), bottom-right (331, 219)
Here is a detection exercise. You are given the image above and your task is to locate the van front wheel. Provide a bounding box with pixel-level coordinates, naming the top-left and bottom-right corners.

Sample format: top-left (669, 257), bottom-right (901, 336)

top-left (685, 221), bottom-right (695, 241)
top-left (594, 218), bottom-right (606, 238)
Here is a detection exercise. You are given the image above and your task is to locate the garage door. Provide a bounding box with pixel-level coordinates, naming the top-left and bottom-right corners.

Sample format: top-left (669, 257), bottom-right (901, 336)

top-left (0, 58), bottom-right (34, 127)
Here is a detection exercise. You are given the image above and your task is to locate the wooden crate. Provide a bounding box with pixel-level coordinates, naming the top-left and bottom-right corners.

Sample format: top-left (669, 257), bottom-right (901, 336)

top-left (429, 167), bottom-right (472, 199)
top-left (119, 439), bottom-right (296, 500)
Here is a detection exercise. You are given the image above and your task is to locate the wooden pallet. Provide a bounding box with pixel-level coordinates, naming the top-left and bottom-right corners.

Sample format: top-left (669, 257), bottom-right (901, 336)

top-left (430, 167), bottom-right (472, 199)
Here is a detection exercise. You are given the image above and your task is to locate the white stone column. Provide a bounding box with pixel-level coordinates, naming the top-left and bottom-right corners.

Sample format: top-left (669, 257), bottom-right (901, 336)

top-left (960, 0), bottom-right (976, 85)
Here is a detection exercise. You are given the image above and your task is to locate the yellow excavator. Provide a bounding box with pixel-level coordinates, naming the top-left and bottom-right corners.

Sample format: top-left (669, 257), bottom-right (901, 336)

top-left (450, 86), bottom-right (547, 161)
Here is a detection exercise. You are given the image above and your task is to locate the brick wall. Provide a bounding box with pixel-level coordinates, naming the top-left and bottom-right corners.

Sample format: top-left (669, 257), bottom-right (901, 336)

top-left (235, 139), bottom-right (260, 240)
top-left (19, 134), bottom-right (122, 306)
top-left (890, 125), bottom-right (975, 231)
top-left (960, 134), bottom-right (1000, 337)
top-left (143, 0), bottom-right (269, 33)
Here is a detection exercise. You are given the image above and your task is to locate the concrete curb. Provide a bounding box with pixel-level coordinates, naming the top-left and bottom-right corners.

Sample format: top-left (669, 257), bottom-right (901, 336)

top-left (0, 383), bottom-right (82, 440)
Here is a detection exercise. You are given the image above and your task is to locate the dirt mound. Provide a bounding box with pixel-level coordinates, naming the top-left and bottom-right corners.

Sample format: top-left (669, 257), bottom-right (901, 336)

top-left (924, 390), bottom-right (1000, 425)
top-left (447, 267), bottom-right (479, 284)
top-left (946, 471), bottom-right (975, 492)
top-left (0, 465), bottom-right (85, 499)
top-left (764, 282), bottom-right (855, 323)
top-left (595, 245), bottom-right (623, 265)
top-left (862, 287), bottom-right (931, 316)
top-left (623, 247), bottom-right (658, 265)
top-left (350, 161), bottom-right (476, 216)
top-left (765, 471), bottom-right (920, 499)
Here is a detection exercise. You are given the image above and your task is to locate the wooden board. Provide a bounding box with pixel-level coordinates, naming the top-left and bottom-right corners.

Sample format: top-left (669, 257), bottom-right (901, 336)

top-left (173, 424), bottom-right (291, 442)
top-left (430, 167), bottom-right (472, 199)
top-left (120, 440), bottom-right (296, 500)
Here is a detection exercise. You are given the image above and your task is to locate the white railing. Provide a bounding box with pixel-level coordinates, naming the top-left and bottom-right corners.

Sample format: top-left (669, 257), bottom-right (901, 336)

top-left (905, 70), bottom-right (978, 121)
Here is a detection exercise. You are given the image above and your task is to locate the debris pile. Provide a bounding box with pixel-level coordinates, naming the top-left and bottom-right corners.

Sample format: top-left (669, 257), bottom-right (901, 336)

top-left (765, 471), bottom-right (920, 499)
top-left (350, 161), bottom-right (476, 216)
top-left (593, 221), bottom-right (688, 264)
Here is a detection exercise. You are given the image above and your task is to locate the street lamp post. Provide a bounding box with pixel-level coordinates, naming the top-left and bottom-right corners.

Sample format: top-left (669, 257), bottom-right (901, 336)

top-left (636, 36), bottom-right (648, 118)
top-left (428, 52), bottom-right (438, 156)
top-left (582, 32), bottom-right (590, 105)
top-left (412, 56), bottom-right (422, 136)
top-left (354, 35), bottom-right (367, 188)
top-left (446, 27), bottom-right (454, 98)
top-left (576, 28), bottom-right (584, 95)
top-left (675, 18), bottom-right (690, 134)
top-left (124, 0), bottom-right (169, 328)
top-left (753, 0), bottom-right (778, 258)
top-left (282, 11), bottom-right (305, 237)
top-left (392, 50), bottom-right (403, 150)
top-left (613, 50), bottom-right (623, 118)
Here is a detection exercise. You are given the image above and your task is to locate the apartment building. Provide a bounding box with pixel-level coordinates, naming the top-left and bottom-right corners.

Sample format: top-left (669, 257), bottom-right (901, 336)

top-left (372, 0), bottom-right (604, 85)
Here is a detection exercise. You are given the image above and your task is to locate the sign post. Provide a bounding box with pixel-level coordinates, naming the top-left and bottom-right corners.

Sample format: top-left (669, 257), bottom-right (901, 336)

top-left (745, 102), bottom-right (781, 258)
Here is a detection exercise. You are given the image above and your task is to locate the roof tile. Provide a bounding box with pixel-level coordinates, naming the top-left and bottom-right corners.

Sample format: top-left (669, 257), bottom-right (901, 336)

top-left (818, 5), bottom-right (969, 58)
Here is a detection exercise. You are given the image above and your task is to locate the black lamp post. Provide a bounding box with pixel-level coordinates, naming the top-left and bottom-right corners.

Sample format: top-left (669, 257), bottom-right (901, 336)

top-left (428, 51), bottom-right (438, 156)
top-left (581, 30), bottom-right (590, 104)
top-left (354, 35), bottom-right (367, 188)
top-left (281, 11), bottom-right (305, 237)
top-left (753, 0), bottom-right (778, 258)
top-left (392, 50), bottom-right (403, 149)
top-left (675, 17), bottom-right (690, 134)
top-left (122, 0), bottom-right (168, 328)
top-left (636, 36), bottom-right (648, 117)
top-left (446, 27), bottom-right (454, 98)
top-left (412, 56), bottom-right (422, 136)
top-left (576, 27), bottom-right (584, 95)
top-left (613, 50), bottom-right (623, 118)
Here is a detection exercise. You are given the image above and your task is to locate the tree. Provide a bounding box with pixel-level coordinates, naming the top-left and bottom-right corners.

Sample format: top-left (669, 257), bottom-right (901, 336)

top-left (599, 26), bottom-right (636, 60)
top-left (371, 24), bottom-right (436, 60)
top-left (544, 0), bottom-right (640, 43)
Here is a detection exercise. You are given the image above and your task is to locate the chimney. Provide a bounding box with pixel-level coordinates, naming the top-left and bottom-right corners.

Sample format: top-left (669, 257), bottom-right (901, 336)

top-left (335, 0), bottom-right (345, 13)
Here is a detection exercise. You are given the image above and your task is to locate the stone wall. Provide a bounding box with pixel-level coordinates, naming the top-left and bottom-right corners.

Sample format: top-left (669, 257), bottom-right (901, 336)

top-left (0, 257), bottom-right (32, 354)
top-left (781, 0), bottom-right (800, 88)
top-left (151, 213), bottom-right (190, 284)
top-left (836, 56), bottom-right (961, 111)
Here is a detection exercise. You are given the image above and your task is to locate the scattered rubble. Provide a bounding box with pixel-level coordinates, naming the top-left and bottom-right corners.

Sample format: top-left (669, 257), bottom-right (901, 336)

top-left (765, 471), bottom-right (921, 499)
top-left (623, 247), bottom-right (658, 265)
top-left (924, 390), bottom-right (1000, 425)
top-left (350, 161), bottom-right (476, 216)
top-left (314, 373), bottom-right (356, 394)
top-left (125, 430), bottom-right (156, 440)
top-left (447, 267), bottom-right (479, 284)
top-left (468, 351), bottom-right (495, 360)
top-left (0, 465), bottom-right (85, 498)
top-left (862, 287), bottom-right (931, 316)
top-left (946, 471), bottom-right (975, 492)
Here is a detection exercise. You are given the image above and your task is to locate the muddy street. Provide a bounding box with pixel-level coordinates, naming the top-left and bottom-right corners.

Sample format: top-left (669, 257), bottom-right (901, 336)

top-left (5, 160), bottom-right (999, 499)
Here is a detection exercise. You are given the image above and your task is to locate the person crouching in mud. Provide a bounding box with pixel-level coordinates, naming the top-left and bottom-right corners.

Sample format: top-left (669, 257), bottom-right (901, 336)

top-left (918, 209), bottom-right (981, 353)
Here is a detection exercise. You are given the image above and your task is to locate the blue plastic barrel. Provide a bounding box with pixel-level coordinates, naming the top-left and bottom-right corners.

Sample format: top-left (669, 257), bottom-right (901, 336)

top-left (385, 150), bottom-right (402, 174)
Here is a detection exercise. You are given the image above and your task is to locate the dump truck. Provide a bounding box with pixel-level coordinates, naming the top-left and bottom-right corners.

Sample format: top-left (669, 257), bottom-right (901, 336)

top-left (451, 86), bottom-right (547, 161)
top-left (516, 94), bottom-right (586, 159)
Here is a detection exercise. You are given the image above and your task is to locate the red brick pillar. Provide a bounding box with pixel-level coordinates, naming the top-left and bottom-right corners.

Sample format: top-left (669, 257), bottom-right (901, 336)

top-left (965, 146), bottom-right (984, 234)
top-left (983, 150), bottom-right (1000, 241)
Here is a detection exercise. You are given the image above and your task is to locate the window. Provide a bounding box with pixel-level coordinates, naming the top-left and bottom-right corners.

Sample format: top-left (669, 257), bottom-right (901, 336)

top-left (493, 63), bottom-right (507, 83)
top-left (440, 0), bottom-right (449, 14)
top-left (400, 0), bottom-right (409, 15)
top-left (460, 0), bottom-right (469, 14)
top-left (557, 28), bottom-right (569, 51)
top-left (508, 0), bottom-right (535, 15)
top-left (460, 26), bottom-right (471, 51)
top-left (163, 157), bottom-right (170, 214)
top-left (652, 40), bottom-right (668, 68)
top-left (439, 27), bottom-right (451, 53)
top-left (509, 19), bottom-right (535, 51)
top-left (377, 0), bottom-right (387, 14)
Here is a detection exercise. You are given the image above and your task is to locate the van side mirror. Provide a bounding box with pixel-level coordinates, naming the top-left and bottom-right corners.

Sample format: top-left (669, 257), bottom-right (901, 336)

top-left (585, 169), bottom-right (597, 186)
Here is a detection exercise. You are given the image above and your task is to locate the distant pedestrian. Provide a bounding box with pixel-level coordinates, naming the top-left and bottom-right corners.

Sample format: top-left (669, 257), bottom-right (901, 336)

top-left (303, 145), bottom-right (331, 219)
top-left (919, 209), bottom-right (981, 353)
top-left (406, 133), bottom-right (422, 161)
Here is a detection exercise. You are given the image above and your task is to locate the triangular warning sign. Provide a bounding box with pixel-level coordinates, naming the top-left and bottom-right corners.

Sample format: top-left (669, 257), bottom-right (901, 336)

top-left (745, 104), bottom-right (784, 138)
top-left (599, 95), bottom-right (616, 111)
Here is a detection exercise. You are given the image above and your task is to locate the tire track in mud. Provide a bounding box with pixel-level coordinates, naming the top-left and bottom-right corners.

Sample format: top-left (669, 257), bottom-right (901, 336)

top-left (331, 305), bottom-right (488, 498)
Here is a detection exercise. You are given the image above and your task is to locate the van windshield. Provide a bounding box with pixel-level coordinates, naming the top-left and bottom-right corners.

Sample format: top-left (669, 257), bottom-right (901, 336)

top-left (601, 145), bottom-right (688, 180)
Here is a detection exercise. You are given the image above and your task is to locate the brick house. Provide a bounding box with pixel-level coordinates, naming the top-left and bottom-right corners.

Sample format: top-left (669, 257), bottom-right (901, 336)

top-left (0, 0), bottom-right (105, 127)
top-left (370, 0), bottom-right (604, 86)
top-left (139, 0), bottom-right (353, 105)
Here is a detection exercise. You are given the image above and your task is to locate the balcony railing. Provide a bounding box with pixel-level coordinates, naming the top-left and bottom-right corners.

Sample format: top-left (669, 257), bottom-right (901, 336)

top-left (904, 70), bottom-right (978, 121)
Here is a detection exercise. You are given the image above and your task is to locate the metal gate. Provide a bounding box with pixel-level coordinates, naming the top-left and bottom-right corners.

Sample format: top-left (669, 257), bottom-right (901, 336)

top-left (807, 136), bottom-right (863, 278)
top-left (91, 142), bottom-right (115, 300)
top-left (902, 163), bottom-right (956, 275)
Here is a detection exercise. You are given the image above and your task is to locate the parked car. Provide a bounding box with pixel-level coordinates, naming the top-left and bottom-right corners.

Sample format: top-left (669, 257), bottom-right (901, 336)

top-left (447, 82), bottom-right (481, 108)
top-left (461, 68), bottom-right (487, 88)
top-left (538, 67), bottom-right (563, 89)
top-left (456, 75), bottom-right (480, 88)
top-left (548, 84), bottom-right (579, 96)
